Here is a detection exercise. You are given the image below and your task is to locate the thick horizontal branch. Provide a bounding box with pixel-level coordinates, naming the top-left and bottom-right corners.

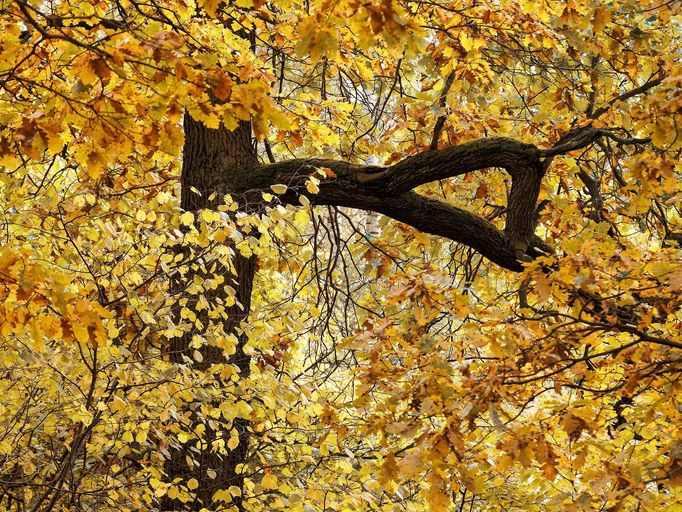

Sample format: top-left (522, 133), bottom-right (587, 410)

top-left (316, 191), bottom-right (539, 271)
top-left (239, 137), bottom-right (549, 271)
top-left (255, 137), bottom-right (541, 197)
top-left (231, 124), bottom-right (652, 271)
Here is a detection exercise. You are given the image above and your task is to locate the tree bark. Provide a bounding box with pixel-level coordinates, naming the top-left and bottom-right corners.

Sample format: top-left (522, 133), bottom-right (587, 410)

top-left (241, 137), bottom-right (551, 270)
top-left (164, 115), bottom-right (257, 511)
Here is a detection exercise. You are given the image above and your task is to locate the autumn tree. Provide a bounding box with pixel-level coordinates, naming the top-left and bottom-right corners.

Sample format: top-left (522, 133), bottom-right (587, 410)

top-left (0, 1), bottom-right (680, 511)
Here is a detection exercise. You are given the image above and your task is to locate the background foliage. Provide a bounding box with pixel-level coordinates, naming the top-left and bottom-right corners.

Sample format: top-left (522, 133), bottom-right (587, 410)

top-left (0, 0), bottom-right (680, 510)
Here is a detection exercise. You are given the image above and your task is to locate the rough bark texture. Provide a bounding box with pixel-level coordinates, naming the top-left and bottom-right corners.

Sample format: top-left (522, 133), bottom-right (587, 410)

top-left (164, 115), bottom-right (258, 511)
top-left (243, 137), bottom-right (552, 270)
top-left (180, 115), bottom-right (257, 209)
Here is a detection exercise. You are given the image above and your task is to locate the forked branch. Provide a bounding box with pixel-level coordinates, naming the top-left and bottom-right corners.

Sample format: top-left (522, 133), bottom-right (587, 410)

top-left (236, 128), bottom-right (647, 271)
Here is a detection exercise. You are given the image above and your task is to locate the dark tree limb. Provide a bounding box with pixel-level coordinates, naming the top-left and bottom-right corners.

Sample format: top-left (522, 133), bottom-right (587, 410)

top-left (258, 137), bottom-right (541, 195)
top-left (239, 127), bottom-right (650, 271)
top-left (540, 127), bottom-right (650, 158)
top-left (239, 137), bottom-right (550, 271)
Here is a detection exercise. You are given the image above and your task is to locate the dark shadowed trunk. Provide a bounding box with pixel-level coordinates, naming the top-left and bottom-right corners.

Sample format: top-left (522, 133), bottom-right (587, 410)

top-left (163, 114), bottom-right (258, 511)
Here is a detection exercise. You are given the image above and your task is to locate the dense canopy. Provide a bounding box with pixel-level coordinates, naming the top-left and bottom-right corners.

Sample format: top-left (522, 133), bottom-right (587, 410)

top-left (0, 0), bottom-right (681, 511)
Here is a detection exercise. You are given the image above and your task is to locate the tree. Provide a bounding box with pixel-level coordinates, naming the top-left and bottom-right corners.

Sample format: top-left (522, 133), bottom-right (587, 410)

top-left (0, 1), bottom-right (680, 511)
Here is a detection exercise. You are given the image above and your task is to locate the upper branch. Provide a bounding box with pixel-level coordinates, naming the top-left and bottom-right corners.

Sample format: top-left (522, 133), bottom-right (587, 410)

top-left (241, 128), bottom-right (650, 271)
top-left (242, 137), bottom-right (547, 271)
top-left (260, 137), bottom-right (541, 196)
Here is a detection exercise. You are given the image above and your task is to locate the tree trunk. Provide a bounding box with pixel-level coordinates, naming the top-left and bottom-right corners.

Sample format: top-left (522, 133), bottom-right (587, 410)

top-left (163, 114), bottom-right (258, 511)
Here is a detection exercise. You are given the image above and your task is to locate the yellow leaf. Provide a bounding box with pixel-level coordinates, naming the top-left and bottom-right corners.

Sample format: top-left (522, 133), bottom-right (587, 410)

top-left (228, 436), bottom-right (240, 450)
top-left (460, 32), bottom-right (474, 52)
top-left (180, 211), bottom-right (195, 226)
top-left (198, 0), bottom-right (221, 16)
top-left (593, 7), bottom-right (611, 33)
top-left (423, 473), bottom-right (451, 510)
top-left (652, 119), bottom-right (671, 147)
top-left (72, 321), bottom-right (90, 344)
top-left (201, 210), bottom-right (219, 223)
top-left (414, 307), bottom-right (427, 326)
top-left (261, 474), bottom-right (278, 490)
top-left (306, 177), bottom-right (320, 194)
